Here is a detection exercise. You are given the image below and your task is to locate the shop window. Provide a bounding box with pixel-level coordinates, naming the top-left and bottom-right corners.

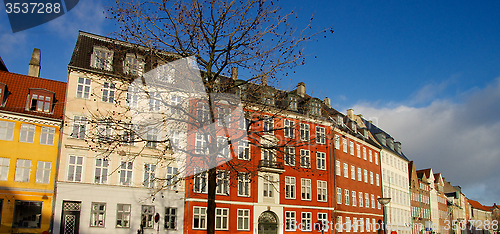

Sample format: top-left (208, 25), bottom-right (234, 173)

top-left (13, 201), bottom-right (42, 228)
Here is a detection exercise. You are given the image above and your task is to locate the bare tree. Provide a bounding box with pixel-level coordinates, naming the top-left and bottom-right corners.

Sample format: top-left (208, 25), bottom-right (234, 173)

top-left (95, 0), bottom-right (333, 233)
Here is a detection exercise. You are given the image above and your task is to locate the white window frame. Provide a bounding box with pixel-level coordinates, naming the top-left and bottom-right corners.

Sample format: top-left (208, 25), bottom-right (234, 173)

top-left (285, 176), bottom-right (296, 199)
top-left (91, 47), bottom-right (113, 71)
top-left (71, 116), bottom-right (87, 139)
top-left (350, 141), bottom-right (354, 155)
top-left (35, 161), bottom-right (51, 184)
top-left (344, 189), bottom-right (349, 205)
top-left (238, 140), bottom-right (250, 160)
top-left (301, 178), bottom-right (311, 201)
top-left (317, 180), bottom-right (327, 202)
top-left (0, 157), bottom-right (10, 181)
top-left (237, 209), bottom-right (250, 231)
top-left (124, 53), bottom-right (144, 76)
top-left (300, 149), bottom-right (310, 168)
top-left (101, 82), bottom-right (115, 103)
top-left (284, 119), bottom-right (295, 138)
top-left (119, 161), bottom-right (133, 186)
top-left (238, 172), bottom-right (250, 197)
top-left (343, 138), bottom-right (347, 153)
top-left (285, 147), bottom-right (295, 166)
top-left (351, 165), bottom-right (355, 180)
top-left (67, 155), bottom-right (83, 182)
top-left (94, 158), bottom-right (109, 184)
top-left (359, 192), bottom-right (363, 207)
top-left (216, 170), bottom-right (230, 195)
top-left (358, 168), bottom-right (362, 181)
top-left (370, 171), bottom-right (374, 184)
top-left (193, 206), bottom-right (207, 230)
top-left (40, 126), bottom-right (55, 145)
top-left (76, 77), bottom-right (91, 99)
top-left (90, 202), bottom-right (106, 227)
top-left (14, 159), bottom-right (31, 182)
top-left (316, 126), bottom-right (325, 144)
top-left (335, 160), bottom-right (341, 175)
top-left (300, 123), bottom-right (310, 141)
top-left (316, 152), bottom-right (326, 170)
top-left (19, 124), bottom-right (35, 143)
top-left (263, 175), bottom-right (274, 198)
top-left (343, 163), bottom-right (348, 178)
top-left (165, 166), bottom-right (178, 189)
top-left (215, 208), bottom-right (229, 230)
top-left (364, 169), bottom-right (368, 183)
top-left (365, 193), bottom-right (369, 208)
top-left (337, 187), bottom-right (342, 204)
top-left (116, 204), bottom-right (131, 228)
top-left (164, 207), bottom-right (177, 230)
top-left (301, 212), bottom-right (312, 231)
top-left (141, 205), bottom-right (155, 229)
top-left (352, 190), bottom-right (357, 206)
top-left (193, 169), bottom-right (207, 193)
top-left (334, 135), bottom-right (340, 149)
top-left (263, 116), bottom-right (274, 134)
top-left (376, 174), bottom-right (380, 186)
top-left (357, 145), bottom-right (361, 158)
top-left (285, 211), bottom-right (296, 231)
top-left (143, 163), bottom-right (156, 188)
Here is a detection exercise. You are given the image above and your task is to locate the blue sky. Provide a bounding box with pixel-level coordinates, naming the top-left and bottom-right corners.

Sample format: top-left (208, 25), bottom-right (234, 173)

top-left (1, 0), bottom-right (500, 205)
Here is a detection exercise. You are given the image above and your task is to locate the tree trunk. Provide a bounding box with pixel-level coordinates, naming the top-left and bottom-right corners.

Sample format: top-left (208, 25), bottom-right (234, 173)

top-left (207, 167), bottom-right (217, 234)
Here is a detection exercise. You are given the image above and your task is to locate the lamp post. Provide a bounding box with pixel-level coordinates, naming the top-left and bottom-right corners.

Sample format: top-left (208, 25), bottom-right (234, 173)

top-left (378, 197), bottom-right (392, 234)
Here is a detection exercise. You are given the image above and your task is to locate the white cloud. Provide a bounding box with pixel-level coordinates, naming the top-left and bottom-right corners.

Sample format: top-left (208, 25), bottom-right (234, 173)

top-left (353, 77), bottom-right (500, 205)
top-left (46, 0), bottom-right (108, 37)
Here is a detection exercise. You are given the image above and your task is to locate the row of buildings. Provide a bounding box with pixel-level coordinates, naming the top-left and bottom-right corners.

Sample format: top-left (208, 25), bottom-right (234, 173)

top-left (0, 31), bottom-right (498, 234)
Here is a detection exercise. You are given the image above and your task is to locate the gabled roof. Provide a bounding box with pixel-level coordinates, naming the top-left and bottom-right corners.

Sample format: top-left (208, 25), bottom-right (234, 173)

top-left (469, 199), bottom-right (490, 212)
top-left (0, 70), bottom-right (66, 120)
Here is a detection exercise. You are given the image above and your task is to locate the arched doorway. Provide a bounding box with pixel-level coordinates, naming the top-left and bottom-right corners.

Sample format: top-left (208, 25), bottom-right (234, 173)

top-left (258, 211), bottom-right (278, 234)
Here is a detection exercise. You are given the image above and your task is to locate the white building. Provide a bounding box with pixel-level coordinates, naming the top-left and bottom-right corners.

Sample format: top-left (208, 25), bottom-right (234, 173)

top-left (53, 31), bottom-right (184, 234)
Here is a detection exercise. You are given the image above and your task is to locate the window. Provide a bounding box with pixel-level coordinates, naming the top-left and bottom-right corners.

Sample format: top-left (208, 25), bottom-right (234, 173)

top-left (370, 171), bottom-right (374, 184)
top-left (301, 212), bottom-right (312, 231)
top-left (318, 213), bottom-right (328, 230)
top-left (215, 208), bottom-right (229, 230)
top-left (143, 163), bottom-right (156, 188)
top-left (366, 218), bottom-right (371, 231)
top-left (0, 158), bottom-right (9, 181)
top-left (300, 123), bottom-right (310, 141)
top-left (14, 159), bottom-right (31, 182)
top-left (359, 192), bottom-right (363, 207)
top-left (126, 86), bottom-right (139, 108)
top-left (369, 150), bottom-right (373, 162)
top-left (351, 165), bottom-right (355, 180)
top-left (352, 191), bottom-right (357, 206)
top-left (141, 205), bottom-right (155, 229)
top-left (19, 124), bottom-right (35, 143)
top-left (363, 147), bottom-right (367, 160)
top-left (97, 120), bottom-right (113, 143)
top-left (317, 180), bottom-right (327, 202)
top-left (337, 216), bottom-right (343, 232)
top-left (71, 116), bottom-right (87, 139)
top-left (238, 172), bottom-right (250, 196)
top-left (344, 189), bottom-right (350, 205)
top-left (285, 147), bottom-right (295, 166)
top-left (317, 152), bottom-right (326, 170)
top-left (285, 211), bottom-right (296, 231)
top-left (301, 178), bottom-right (311, 200)
top-left (217, 107), bottom-right (229, 127)
top-left (0, 121), bottom-right (15, 141)
top-left (193, 207), bottom-right (207, 229)
top-left (165, 166), bottom-right (178, 189)
top-left (284, 119), bottom-right (295, 138)
top-left (335, 160), bottom-right (341, 175)
top-left (124, 53), bottom-right (144, 76)
top-left (194, 169), bottom-right (207, 193)
top-left (237, 209), bottom-right (250, 231)
top-left (216, 170), bottom-right (229, 195)
top-left (288, 96), bottom-right (298, 110)
top-left (101, 82), bottom-right (115, 103)
top-left (67, 156), bottom-right (83, 182)
top-left (334, 135), bottom-right (340, 149)
top-left (90, 202), bottom-right (106, 227)
top-left (371, 194), bottom-right (375, 208)
top-left (94, 159), bottom-right (109, 184)
top-left (196, 102), bottom-right (210, 123)
top-left (169, 95), bottom-right (183, 114)
top-left (376, 174), bottom-right (380, 186)
top-left (364, 169), bottom-right (368, 183)
top-left (195, 133), bottom-right (207, 154)
top-left (346, 217), bottom-right (351, 232)
top-left (149, 92), bottom-right (161, 111)
top-left (263, 116), bottom-right (274, 134)
top-left (285, 176), bottom-right (296, 199)
top-left (262, 148), bottom-right (275, 164)
top-left (357, 145), bottom-right (361, 158)
top-left (119, 161), bottom-right (133, 186)
top-left (357, 168), bottom-right (362, 181)
top-left (76, 77), bottom-right (91, 99)
top-left (35, 161), bottom-right (51, 184)
top-left (337, 188), bottom-right (342, 204)
top-left (29, 92), bottom-right (52, 112)
top-left (375, 152), bottom-right (379, 165)
top-left (365, 193), bottom-right (369, 208)
top-left (316, 126), bottom-right (325, 144)
top-left (353, 217), bottom-right (358, 232)
top-left (116, 204), bottom-right (131, 228)
top-left (40, 127), bottom-right (55, 145)
top-left (263, 175), bottom-right (274, 198)
top-left (359, 218), bottom-right (364, 232)
top-left (92, 47), bottom-right (113, 70)
top-left (343, 163), bottom-right (348, 178)
top-left (377, 196), bottom-right (381, 209)
top-left (238, 140), bottom-right (250, 160)
top-left (350, 142), bottom-right (354, 155)
top-left (300, 149), bottom-right (310, 168)
top-left (239, 117), bottom-right (249, 130)
top-left (146, 127), bottom-right (158, 148)
top-left (13, 201), bottom-right (42, 228)
top-left (343, 138), bottom-right (347, 152)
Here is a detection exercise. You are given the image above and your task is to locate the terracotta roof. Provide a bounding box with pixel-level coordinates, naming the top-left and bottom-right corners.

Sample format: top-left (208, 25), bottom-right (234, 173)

top-left (0, 70), bottom-right (66, 120)
top-left (468, 199), bottom-right (490, 212)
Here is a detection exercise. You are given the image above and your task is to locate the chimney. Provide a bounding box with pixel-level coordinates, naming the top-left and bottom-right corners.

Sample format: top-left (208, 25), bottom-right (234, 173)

top-left (28, 48), bottom-right (41, 77)
top-left (394, 142), bottom-right (402, 154)
top-left (261, 75), bottom-right (267, 86)
top-left (347, 109), bottom-right (354, 119)
top-left (324, 97), bottom-right (331, 108)
top-left (231, 67), bottom-right (238, 80)
top-left (297, 82), bottom-right (305, 97)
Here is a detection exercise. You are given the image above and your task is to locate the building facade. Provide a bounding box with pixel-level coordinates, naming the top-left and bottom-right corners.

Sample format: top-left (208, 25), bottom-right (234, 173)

top-left (0, 51), bottom-right (66, 234)
top-left (53, 31), bottom-right (185, 234)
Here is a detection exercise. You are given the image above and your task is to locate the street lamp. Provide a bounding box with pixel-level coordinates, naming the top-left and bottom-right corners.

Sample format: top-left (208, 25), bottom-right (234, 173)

top-left (378, 197), bottom-right (392, 234)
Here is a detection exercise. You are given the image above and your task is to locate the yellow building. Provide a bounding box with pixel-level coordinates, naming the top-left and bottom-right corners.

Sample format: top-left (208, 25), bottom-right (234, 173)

top-left (0, 53), bottom-right (66, 234)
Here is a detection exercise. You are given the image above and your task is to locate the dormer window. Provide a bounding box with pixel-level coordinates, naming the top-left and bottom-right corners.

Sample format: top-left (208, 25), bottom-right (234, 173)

top-left (28, 89), bottom-right (54, 113)
top-left (91, 46), bottom-right (113, 71)
top-left (288, 97), bottom-right (297, 111)
top-left (309, 101), bottom-right (321, 116)
top-left (262, 91), bottom-right (274, 106)
top-left (124, 53), bottom-right (144, 76)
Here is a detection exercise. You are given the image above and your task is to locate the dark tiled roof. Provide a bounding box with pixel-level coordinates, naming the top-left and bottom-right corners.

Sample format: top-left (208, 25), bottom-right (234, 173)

top-left (362, 118), bottom-right (409, 161)
top-left (0, 70), bottom-right (66, 120)
top-left (417, 168), bottom-right (432, 179)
